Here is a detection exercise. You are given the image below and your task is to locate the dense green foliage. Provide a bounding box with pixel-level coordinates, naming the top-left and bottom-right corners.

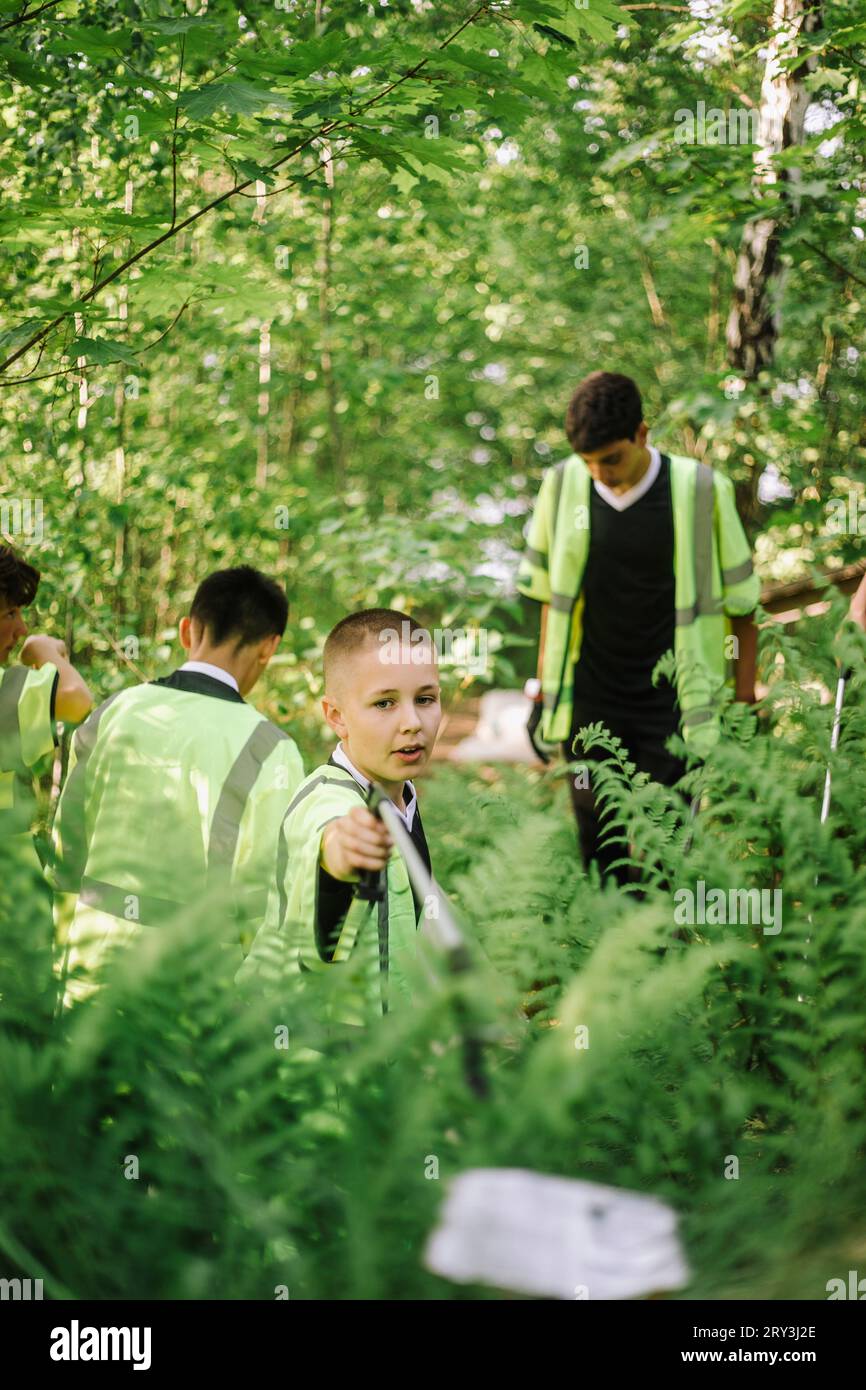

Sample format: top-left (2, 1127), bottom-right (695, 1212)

top-left (1, 1), bottom-right (865, 722)
top-left (2, 1), bottom-right (866, 1301)
top-left (2, 611), bottom-right (866, 1299)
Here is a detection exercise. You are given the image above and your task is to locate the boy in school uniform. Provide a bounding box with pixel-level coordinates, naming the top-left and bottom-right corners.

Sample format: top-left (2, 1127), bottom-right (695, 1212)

top-left (241, 608), bottom-right (441, 1025)
top-left (0, 544), bottom-right (92, 877)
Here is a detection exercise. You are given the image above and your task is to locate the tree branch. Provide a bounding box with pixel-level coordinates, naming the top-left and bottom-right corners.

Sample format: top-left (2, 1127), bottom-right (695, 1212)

top-left (799, 238), bottom-right (866, 293)
top-left (0, 299), bottom-right (193, 385)
top-left (71, 591), bottom-right (150, 682)
top-left (0, 0), bottom-right (66, 33)
top-left (171, 35), bottom-right (186, 229)
top-left (0, 2), bottom-right (490, 380)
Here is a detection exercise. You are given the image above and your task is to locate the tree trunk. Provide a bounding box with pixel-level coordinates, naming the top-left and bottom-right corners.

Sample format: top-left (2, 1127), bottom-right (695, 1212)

top-left (725, 0), bottom-right (823, 377)
top-left (256, 320), bottom-right (271, 489)
top-left (317, 147), bottom-right (344, 486)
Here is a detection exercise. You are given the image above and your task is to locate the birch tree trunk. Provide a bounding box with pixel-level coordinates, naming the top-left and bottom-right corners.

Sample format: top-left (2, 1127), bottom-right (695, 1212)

top-left (725, 0), bottom-right (823, 377)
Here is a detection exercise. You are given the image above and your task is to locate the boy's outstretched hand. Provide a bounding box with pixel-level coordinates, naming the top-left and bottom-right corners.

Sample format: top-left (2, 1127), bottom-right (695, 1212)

top-left (320, 805), bottom-right (393, 882)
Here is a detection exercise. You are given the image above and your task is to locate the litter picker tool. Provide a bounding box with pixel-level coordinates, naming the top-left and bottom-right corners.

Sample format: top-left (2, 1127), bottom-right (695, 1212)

top-left (820, 667), bottom-right (851, 825)
top-left (358, 780), bottom-right (488, 1097)
top-left (800, 666), bottom-right (852, 999)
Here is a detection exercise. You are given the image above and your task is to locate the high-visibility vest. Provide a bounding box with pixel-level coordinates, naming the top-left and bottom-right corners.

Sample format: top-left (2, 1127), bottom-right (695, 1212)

top-left (50, 681), bottom-right (304, 1002)
top-left (516, 453), bottom-right (760, 756)
top-left (239, 764), bottom-right (419, 1027)
top-left (0, 662), bottom-right (58, 872)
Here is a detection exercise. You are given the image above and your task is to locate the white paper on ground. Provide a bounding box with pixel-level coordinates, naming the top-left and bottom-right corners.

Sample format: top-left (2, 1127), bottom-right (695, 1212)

top-left (423, 1168), bottom-right (690, 1300)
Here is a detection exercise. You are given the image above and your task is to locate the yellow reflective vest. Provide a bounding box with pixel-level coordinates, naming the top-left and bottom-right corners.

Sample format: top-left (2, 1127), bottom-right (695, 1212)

top-left (50, 676), bottom-right (304, 1004)
top-left (517, 452), bottom-right (760, 756)
top-left (239, 762), bottom-right (420, 1027)
top-left (0, 661), bottom-right (58, 873)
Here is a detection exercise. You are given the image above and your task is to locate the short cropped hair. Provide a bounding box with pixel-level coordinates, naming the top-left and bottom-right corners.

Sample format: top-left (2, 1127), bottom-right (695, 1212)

top-left (565, 371), bottom-right (643, 453)
top-left (190, 566), bottom-right (287, 649)
top-left (0, 544), bottom-right (40, 608)
top-left (323, 608), bottom-right (430, 694)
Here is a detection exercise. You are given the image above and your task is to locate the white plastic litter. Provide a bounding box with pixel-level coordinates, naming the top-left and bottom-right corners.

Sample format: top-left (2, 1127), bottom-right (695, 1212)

top-left (450, 690), bottom-right (538, 764)
top-left (423, 1168), bottom-right (690, 1300)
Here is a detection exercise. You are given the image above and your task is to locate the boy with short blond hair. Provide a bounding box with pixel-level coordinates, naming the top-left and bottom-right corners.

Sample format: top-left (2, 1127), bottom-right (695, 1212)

top-left (241, 608), bottom-right (442, 1022)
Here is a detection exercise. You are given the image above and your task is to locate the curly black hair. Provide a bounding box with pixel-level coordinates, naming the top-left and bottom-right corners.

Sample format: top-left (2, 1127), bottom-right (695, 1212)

top-left (0, 543), bottom-right (40, 607)
top-left (565, 371), bottom-right (643, 453)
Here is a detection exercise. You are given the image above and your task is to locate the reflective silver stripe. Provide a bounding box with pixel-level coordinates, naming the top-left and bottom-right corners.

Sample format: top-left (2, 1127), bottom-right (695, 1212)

top-left (548, 584), bottom-right (578, 726)
top-left (208, 719), bottom-right (287, 872)
top-left (79, 875), bottom-right (185, 927)
top-left (694, 463), bottom-right (715, 620)
top-left (550, 459), bottom-right (566, 546)
top-left (0, 666), bottom-right (28, 773)
top-left (722, 557), bottom-right (753, 586)
top-left (287, 772), bottom-right (363, 821)
top-left (519, 466), bottom-right (564, 595)
top-left (79, 872), bottom-right (268, 928)
top-left (275, 773), bottom-right (365, 931)
top-left (52, 692), bottom-right (125, 891)
top-left (683, 706), bottom-right (714, 728)
top-left (543, 684), bottom-right (573, 728)
top-left (677, 465), bottom-right (724, 628)
top-left (676, 597), bottom-right (722, 626)
top-left (79, 876), bottom-right (268, 930)
top-left (543, 688), bottom-right (573, 716)
top-left (548, 460), bottom-right (581, 721)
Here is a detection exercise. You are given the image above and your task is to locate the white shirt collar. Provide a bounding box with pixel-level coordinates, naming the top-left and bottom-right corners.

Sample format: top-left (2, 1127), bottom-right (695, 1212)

top-left (178, 660), bottom-right (240, 693)
top-left (331, 742), bottom-right (417, 831)
top-left (592, 445), bottom-right (661, 512)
